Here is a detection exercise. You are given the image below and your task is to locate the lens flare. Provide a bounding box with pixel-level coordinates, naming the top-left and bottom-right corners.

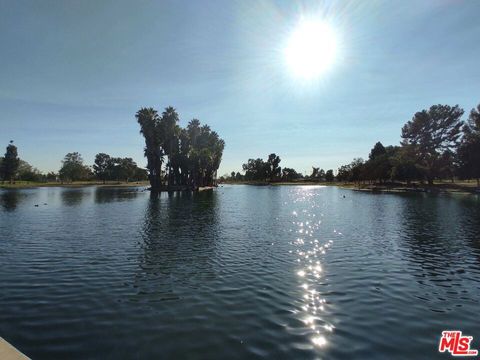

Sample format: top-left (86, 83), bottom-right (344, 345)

top-left (284, 20), bottom-right (337, 79)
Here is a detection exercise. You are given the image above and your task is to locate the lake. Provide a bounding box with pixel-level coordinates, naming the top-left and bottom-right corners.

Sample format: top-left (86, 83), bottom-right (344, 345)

top-left (1, 185), bottom-right (479, 359)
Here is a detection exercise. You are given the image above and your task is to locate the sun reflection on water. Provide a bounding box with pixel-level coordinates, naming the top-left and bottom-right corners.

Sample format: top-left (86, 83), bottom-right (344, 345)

top-left (289, 189), bottom-right (342, 349)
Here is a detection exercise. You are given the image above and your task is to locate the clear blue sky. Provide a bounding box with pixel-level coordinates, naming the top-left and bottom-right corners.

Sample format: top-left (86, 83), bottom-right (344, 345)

top-left (1, 0), bottom-right (479, 176)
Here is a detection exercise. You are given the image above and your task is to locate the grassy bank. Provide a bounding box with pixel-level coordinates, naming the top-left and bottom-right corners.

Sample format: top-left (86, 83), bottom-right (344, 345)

top-left (0, 180), bottom-right (150, 189)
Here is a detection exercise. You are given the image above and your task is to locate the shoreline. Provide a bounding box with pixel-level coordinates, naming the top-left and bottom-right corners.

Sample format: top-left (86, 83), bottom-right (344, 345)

top-left (220, 181), bottom-right (480, 195)
top-left (0, 182), bottom-right (216, 193)
top-left (350, 185), bottom-right (479, 195)
top-left (0, 181), bottom-right (150, 189)
top-left (2, 180), bottom-right (478, 195)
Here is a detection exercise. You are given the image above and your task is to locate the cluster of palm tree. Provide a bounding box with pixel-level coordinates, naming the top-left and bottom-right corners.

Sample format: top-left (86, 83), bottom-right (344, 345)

top-left (136, 106), bottom-right (225, 190)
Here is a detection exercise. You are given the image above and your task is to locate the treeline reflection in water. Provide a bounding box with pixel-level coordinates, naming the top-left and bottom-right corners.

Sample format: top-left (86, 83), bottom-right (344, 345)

top-left (134, 190), bottom-right (220, 303)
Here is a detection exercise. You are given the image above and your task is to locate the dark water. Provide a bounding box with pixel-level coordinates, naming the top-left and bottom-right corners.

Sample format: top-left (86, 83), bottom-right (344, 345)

top-left (1, 185), bottom-right (479, 359)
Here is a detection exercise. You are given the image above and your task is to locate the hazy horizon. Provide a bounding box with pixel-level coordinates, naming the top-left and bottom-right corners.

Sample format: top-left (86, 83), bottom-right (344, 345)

top-left (1, 0), bottom-right (479, 176)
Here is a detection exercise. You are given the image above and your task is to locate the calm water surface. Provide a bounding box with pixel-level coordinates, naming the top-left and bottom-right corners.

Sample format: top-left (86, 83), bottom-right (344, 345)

top-left (1, 185), bottom-right (479, 359)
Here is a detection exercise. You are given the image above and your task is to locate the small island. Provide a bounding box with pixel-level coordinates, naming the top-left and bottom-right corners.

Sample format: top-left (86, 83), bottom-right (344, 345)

top-left (136, 107), bottom-right (224, 192)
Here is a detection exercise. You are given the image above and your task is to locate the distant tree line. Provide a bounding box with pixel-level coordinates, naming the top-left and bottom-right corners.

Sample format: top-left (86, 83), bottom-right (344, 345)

top-left (59, 152), bottom-right (147, 182)
top-left (221, 153), bottom-right (335, 184)
top-left (93, 153), bottom-right (147, 183)
top-left (136, 106), bottom-right (225, 190)
top-left (336, 103), bottom-right (480, 186)
top-left (222, 103), bottom-right (479, 188)
top-left (0, 142), bottom-right (147, 184)
top-left (241, 153), bottom-right (282, 182)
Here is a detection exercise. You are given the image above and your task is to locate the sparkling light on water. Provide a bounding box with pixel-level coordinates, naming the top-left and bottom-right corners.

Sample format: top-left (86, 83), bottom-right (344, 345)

top-left (288, 188), bottom-right (343, 350)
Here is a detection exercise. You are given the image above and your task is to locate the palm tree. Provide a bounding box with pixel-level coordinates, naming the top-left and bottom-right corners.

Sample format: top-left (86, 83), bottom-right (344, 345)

top-left (178, 129), bottom-right (191, 185)
top-left (159, 107), bottom-right (180, 185)
top-left (136, 108), bottom-right (163, 190)
top-left (136, 106), bottom-right (225, 190)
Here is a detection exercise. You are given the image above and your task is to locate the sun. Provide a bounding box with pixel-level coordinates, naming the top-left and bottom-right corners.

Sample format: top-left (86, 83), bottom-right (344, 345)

top-left (284, 20), bottom-right (337, 80)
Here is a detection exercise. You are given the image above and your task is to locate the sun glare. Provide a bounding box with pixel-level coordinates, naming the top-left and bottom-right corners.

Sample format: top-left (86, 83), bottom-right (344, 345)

top-left (284, 20), bottom-right (337, 80)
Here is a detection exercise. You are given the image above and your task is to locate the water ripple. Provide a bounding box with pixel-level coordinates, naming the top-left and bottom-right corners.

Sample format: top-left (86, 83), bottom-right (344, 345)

top-left (0, 186), bottom-right (479, 359)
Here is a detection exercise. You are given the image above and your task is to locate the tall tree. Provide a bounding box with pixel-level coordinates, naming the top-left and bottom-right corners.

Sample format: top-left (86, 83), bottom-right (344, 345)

top-left (310, 167), bottom-right (320, 179)
top-left (369, 141), bottom-right (386, 160)
top-left (318, 169), bottom-right (325, 181)
top-left (401, 104), bottom-right (464, 185)
top-left (337, 158), bottom-right (365, 183)
top-left (208, 131), bottom-right (225, 186)
top-left (282, 167), bottom-right (301, 182)
top-left (93, 153), bottom-right (112, 184)
top-left (160, 106), bottom-right (180, 185)
top-left (336, 164), bottom-right (351, 182)
top-left (242, 158), bottom-right (267, 181)
top-left (350, 158), bottom-right (365, 183)
top-left (113, 158), bottom-right (138, 182)
top-left (134, 167), bottom-right (148, 181)
top-left (136, 107), bottom-right (164, 190)
top-left (17, 160), bottom-right (42, 182)
top-left (366, 142), bottom-right (392, 183)
top-left (265, 153), bottom-right (281, 182)
top-left (59, 152), bottom-right (90, 181)
top-left (325, 169), bottom-right (334, 182)
top-left (1, 141), bottom-right (20, 183)
top-left (390, 146), bottom-right (422, 185)
top-left (457, 104), bottom-right (480, 186)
